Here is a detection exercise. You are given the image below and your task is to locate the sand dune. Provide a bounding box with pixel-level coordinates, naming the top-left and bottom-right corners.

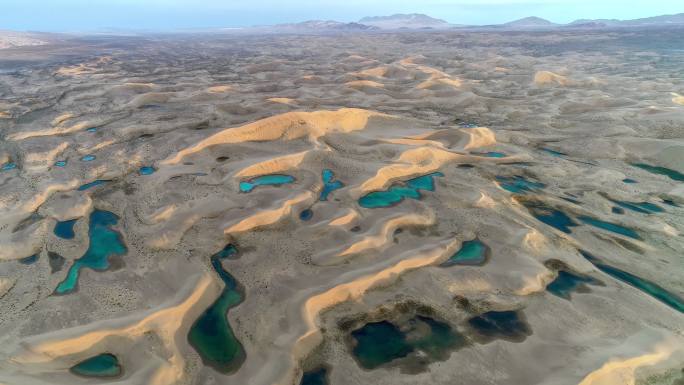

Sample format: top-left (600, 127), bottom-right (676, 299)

top-left (671, 92), bottom-right (684, 105)
top-left (534, 70), bottom-right (571, 86)
top-left (162, 108), bottom-right (388, 165)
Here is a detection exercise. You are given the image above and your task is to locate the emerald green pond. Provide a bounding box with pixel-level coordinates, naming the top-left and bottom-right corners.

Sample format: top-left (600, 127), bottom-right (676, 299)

top-left (70, 353), bottom-right (122, 378)
top-left (496, 175), bottom-right (545, 194)
top-left (188, 244), bottom-right (245, 373)
top-left (580, 250), bottom-right (684, 313)
top-left (300, 367), bottom-right (328, 385)
top-left (467, 310), bottom-right (532, 342)
top-left (358, 172), bottom-right (443, 209)
top-left (632, 163), bottom-right (684, 181)
top-left (520, 200), bottom-right (578, 234)
top-left (546, 270), bottom-right (602, 300)
top-left (54, 210), bottom-right (127, 295)
top-left (351, 315), bottom-right (465, 370)
top-left (19, 254), bottom-right (39, 265)
top-left (440, 239), bottom-right (489, 267)
top-left (577, 216), bottom-right (641, 240)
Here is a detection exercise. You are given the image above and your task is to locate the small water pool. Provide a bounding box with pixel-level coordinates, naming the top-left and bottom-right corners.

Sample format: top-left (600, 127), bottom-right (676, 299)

top-left (631, 163), bottom-right (684, 182)
top-left (2, 162), bottom-right (17, 171)
top-left (77, 179), bottom-right (110, 191)
top-left (19, 254), bottom-right (39, 265)
top-left (188, 244), bottom-right (245, 373)
top-left (139, 166), bottom-right (156, 175)
top-left (496, 175), bottom-right (545, 194)
top-left (580, 250), bottom-right (683, 313)
top-left (300, 367), bottom-right (328, 385)
top-left (54, 160), bottom-right (67, 167)
top-left (54, 210), bottom-right (127, 295)
top-left (467, 310), bottom-right (531, 342)
top-left (540, 148), bottom-right (567, 157)
top-left (520, 200), bottom-right (578, 234)
top-left (299, 209), bottom-right (313, 221)
top-left (546, 270), bottom-right (602, 300)
top-left (81, 155), bottom-right (96, 162)
top-left (54, 219), bottom-right (78, 239)
top-left (239, 174), bottom-right (295, 193)
top-left (350, 315), bottom-right (464, 370)
top-left (440, 239), bottom-right (489, 267)
top-left (320, 169), bottom-right (343, 201)
top-left (577, 215), bottom-right (641, 240)
top-left (471, 151), bottom-right (507, 158)
top-left (70, 353), bottom-right (122, 378)
top-left (358, 172), bottom-right (443, 209)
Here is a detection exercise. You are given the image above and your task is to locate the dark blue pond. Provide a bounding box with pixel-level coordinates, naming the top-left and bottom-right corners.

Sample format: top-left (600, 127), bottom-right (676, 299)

top-left (77, 180), bottom-right (110, 191)
top-left (320, 169), bottom-right (344, 201)
top-left (139, 166), bottom-right (156, 175)
top-left (70, 353), bottom-right (122, 378)
top-left (607, 197), bottom-right (664, 214)
top-left (496, 176), bottom-right (545, 194)
top-left (632, 163), bottom-right (684, 182)
top-left (54, 160), bottom-right (67, 167)
top-left (612, 207), bottom-right (625, 215)
top-left (440, 239), bottom-right (489, 267)
top-left (520, 200), bottom-right (578, 234)
top-left (351, 315), bottom-right (464, 370)
top-left (48, 251), bottom-right (65, 273)
top-left (1, 162), bottom-right (17, 171)
top-left (54, 219), bottom-right (77, 239)
top-left (300, 367), bottom-right (328, 385)
top-left (662, 198), bottom-right (679, 207)
top-left (19, 254), bottom-right (39, 265)
top-left (239, 174), bottom-right (295, 193)
top-left (86, 127), bottom-right (98, 133)
top-left (299, 209), bottom-right (313, 221)
top-left (580, 250), bottom-right (684, 313)
top-left (577, 216), bottom-right (641, 240)
top-left (358, 172), bottom-right (443, 209)
top-left (622, 178), bottom-right (638, 184)
top-left (55, 210), bottom-right (127, 295)
top-left (81, 155), bottom-right (96, 162)
top-left (188, 244), bottom-right (245, 373)
top-left (467, 310), bottom-right (531, 342)
top-left (547, 270), bottom-right (602, 300)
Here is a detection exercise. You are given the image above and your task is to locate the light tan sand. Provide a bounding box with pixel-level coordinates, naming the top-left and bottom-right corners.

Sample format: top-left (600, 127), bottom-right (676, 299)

top-left (534, 70), bottom-right (570, 86)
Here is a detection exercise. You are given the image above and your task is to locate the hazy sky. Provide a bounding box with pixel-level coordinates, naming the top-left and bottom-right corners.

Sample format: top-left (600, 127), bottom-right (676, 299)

top-left (2, 0), bottom-right (682, 32)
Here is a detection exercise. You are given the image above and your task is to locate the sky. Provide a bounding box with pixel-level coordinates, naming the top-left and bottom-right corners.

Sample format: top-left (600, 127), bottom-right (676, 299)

top-left (1, 0), bottom-right (682, 32)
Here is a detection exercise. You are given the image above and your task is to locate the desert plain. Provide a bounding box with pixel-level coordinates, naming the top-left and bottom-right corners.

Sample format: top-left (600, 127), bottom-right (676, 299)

top-left (0, 27), bottom-right (683, 385)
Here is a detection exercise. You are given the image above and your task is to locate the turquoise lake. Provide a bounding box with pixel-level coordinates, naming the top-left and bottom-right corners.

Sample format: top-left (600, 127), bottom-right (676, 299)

top-left (54, 210), bottom-right (127, 295)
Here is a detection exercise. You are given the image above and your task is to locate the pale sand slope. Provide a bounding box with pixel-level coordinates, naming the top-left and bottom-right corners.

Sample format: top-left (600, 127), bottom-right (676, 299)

top-left (0, 30), bottom-right (683, 385)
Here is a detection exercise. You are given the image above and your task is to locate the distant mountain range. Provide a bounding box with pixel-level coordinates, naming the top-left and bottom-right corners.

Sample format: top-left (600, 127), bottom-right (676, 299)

top-left (0, 30), bottom-right (48, 49)
top-left (359, 13), bottom-right (453, 29)
top-left (503, 16), bottom-right (557, 28)
top-left (256, 12), bottom-right (684, 33)
top-left (3, 12), bottom-right (684, 38)
top-left (266, 20), bottom-right (379, 32)
top-left (570, 12), bottom-right (684, 27)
